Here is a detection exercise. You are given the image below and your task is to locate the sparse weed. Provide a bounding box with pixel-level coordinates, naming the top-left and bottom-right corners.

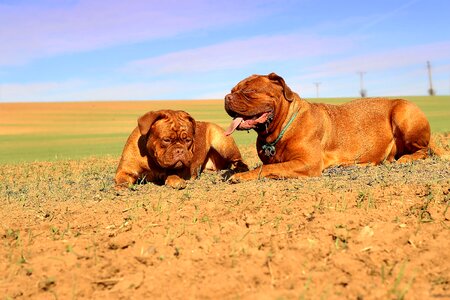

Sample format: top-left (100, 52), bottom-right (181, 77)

top-left (50, 226), bottom-right (60, 240)
top-left (272, 216), bottom-right (283, 229)
top-left (333, 224), bottom-right (348, 250)
top-left (6, 228), bottom-right (20, 242)
top-left (443, 197), bottom-right (450, 220)
top-left (200, 215), bottom-right (212, 228)
top-left (192, 204), bottom-right (200, 223)
top-left (356, 191), bottom-right (377, 210)
top-left (66, 244), bottom-right (74, 253)
top-left (409, 184), bottom-right (435, 223)
top-left (334, 195), bottom-right (348, 212)
top-left (17, 251), bottom-right (27, 265)
top-left (314, 195), bottom-right (326, 212)
top-left (152, 196), bottom-right (163, 214)
top-left (299, 276), bottom-right (312, 300)
top-left (389, 262), bottom-right (415, 300)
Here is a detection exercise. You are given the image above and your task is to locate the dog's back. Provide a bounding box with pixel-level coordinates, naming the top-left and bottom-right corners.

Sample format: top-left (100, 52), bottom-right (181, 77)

top-left (311, 98), bottom-right (430, 166)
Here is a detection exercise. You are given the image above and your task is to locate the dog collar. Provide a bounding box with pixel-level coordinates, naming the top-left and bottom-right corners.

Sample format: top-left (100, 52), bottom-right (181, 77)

top-left (261, 109), bottom-right (299, 157)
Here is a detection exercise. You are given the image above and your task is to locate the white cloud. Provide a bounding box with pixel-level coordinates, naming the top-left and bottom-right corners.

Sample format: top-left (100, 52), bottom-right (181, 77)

top-left (351, 0), bottom-right (422, 34)
top-left (0, 0), bottom-right (275, 66)
top-left (306, 41), bottom-right (450, 77)
top-left (0, 79), bottom-right (224, 102)
top-left (125, 34), bottom-right (356, 75)
top-left (70, 81), bottom-right (188, 101)
top-left (0, 80), bottom-right (84, 102)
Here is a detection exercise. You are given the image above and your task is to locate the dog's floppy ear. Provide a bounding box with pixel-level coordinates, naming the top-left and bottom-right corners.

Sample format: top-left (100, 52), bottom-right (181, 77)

top-left (268, 72), bottom-right (294, 102)
top-left (187, 114), bottom-right (196, 135)
top-left (137, 111), bottom-right (168, 136)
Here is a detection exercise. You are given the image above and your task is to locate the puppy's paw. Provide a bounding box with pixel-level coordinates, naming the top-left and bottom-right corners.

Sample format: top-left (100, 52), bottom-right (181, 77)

top-left (227, 170), bottom-right (260, 183)
top-left (114, 180), bottom-right (135, 192)
top-left (114, 184), bottom-right (128, 191)
top-left (115, 172), bottom-right (139, 191)
top-left (227, 174), bottom-right (242, 184)
top-left (165, 176), bottom-right (187, 190)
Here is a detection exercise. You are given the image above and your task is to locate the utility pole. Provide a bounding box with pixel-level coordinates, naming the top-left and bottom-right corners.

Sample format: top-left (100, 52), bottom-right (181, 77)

top-left (427, 61), bottom-right (435, 96)
top-left (357, 71), bottom-right (367, 97)
top-left (313, 82), bottom-right (321, 98)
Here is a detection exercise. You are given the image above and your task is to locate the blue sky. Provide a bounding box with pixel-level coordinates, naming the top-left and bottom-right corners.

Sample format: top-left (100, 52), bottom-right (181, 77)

top-left (0, 0), bottom-right (449, 102)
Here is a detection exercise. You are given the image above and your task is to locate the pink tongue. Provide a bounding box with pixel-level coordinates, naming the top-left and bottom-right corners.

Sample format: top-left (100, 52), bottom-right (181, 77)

top-left (224, 117), bottom-right (243, 136)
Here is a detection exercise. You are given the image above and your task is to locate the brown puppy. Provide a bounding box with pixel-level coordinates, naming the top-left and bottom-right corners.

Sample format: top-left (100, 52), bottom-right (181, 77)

top-left (224, 73), bottom-right (431, 181)
top-left (115, 109), bottom-right (248, 189)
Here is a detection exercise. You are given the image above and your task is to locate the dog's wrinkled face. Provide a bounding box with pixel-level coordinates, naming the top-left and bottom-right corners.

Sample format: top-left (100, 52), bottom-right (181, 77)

top-left (138, 110), bottom-right (195, 169)
top-left (224, 73), bottom-right (294, 135)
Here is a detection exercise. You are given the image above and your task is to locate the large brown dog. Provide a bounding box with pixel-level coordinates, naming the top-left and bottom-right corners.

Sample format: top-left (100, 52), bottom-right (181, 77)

top-left (224, 73), bottom-right (431, 181)
top-left (115, 109), bottom-right (248, 189)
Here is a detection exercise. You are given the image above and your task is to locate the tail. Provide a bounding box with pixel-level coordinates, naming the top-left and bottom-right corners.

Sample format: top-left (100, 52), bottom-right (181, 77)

top-left (429, 133), bottom-right (450, 160)
top-left (206, 122), bottom-right (249, 171)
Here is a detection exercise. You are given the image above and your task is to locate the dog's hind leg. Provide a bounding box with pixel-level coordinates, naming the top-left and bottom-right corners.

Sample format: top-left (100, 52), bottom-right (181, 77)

top-left (391, 100), bottom-right (431, 163)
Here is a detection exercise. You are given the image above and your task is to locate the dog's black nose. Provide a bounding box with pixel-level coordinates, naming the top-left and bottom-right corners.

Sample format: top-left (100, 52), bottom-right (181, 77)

top-left (224, 93), bottom-right (238, 118)
top-left (174, 148), bottom-right (184, 155)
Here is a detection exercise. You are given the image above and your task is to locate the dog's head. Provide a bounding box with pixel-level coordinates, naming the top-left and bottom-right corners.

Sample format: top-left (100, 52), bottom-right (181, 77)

top-left (224, 73), bottom-right (295, 135)
top-left (138, 110), bottom-right (195, 169)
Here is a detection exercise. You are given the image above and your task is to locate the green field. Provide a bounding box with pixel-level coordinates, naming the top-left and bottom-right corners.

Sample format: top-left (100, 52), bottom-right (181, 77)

top-left (0, 96), bottom-right (448, 163)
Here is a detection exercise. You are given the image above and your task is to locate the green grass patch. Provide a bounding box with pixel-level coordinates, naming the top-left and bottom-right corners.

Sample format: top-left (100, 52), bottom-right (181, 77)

top-left (0, 133), bottom-right (127, 163)
top-left (0, 96), bottom-right (448, 163)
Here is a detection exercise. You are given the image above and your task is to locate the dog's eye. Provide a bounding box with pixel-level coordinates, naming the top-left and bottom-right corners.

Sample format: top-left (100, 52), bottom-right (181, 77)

top-left (162, 137), bottom-right (171, 143)
top-left (243, 89), bottom-right (257, 94)
top-left (185, 138), bottom-right (192, 143)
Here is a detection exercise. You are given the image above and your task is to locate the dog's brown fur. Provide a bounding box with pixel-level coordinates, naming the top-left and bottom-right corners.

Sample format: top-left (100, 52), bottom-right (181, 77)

top-left (224, 73), bottom-right (431, 181)
top-left (115, 110), bottom-right (248, 189)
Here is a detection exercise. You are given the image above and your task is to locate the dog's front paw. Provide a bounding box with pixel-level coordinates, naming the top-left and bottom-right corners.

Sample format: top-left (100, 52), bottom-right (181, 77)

top-left (227, 173), bottom-right (243, 184)
top-left (165, 175), bottom-right (187, 190)
top-left (114, 183), bottom-right (129, 191)
top-left (227, 169), bottom-right (261, 183)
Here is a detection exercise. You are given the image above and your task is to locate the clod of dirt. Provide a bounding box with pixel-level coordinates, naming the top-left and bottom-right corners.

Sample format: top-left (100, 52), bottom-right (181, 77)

top-left (107, 236), bottom-right (135, 250)
top-left (38, 277), bottom-right (56, 291)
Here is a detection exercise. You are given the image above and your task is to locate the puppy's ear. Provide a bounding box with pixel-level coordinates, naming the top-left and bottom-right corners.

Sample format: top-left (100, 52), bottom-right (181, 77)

top-left (137, 111), bottom-right (167, 136)
top-left (268, 72), bottom-right (294, 102)
top-left (187, 114), bottom-right (196, 134)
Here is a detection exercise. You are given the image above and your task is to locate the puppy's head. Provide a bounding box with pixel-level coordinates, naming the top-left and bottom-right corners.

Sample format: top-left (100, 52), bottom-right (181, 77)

top-left (138, 110), bottom-right (195, 169)
top-left (224, 73), bottom-right (295, 135)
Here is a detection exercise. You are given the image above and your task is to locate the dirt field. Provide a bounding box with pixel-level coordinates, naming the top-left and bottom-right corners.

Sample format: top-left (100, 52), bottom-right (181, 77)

top-left (1, 135), bottom-right (449, 299)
